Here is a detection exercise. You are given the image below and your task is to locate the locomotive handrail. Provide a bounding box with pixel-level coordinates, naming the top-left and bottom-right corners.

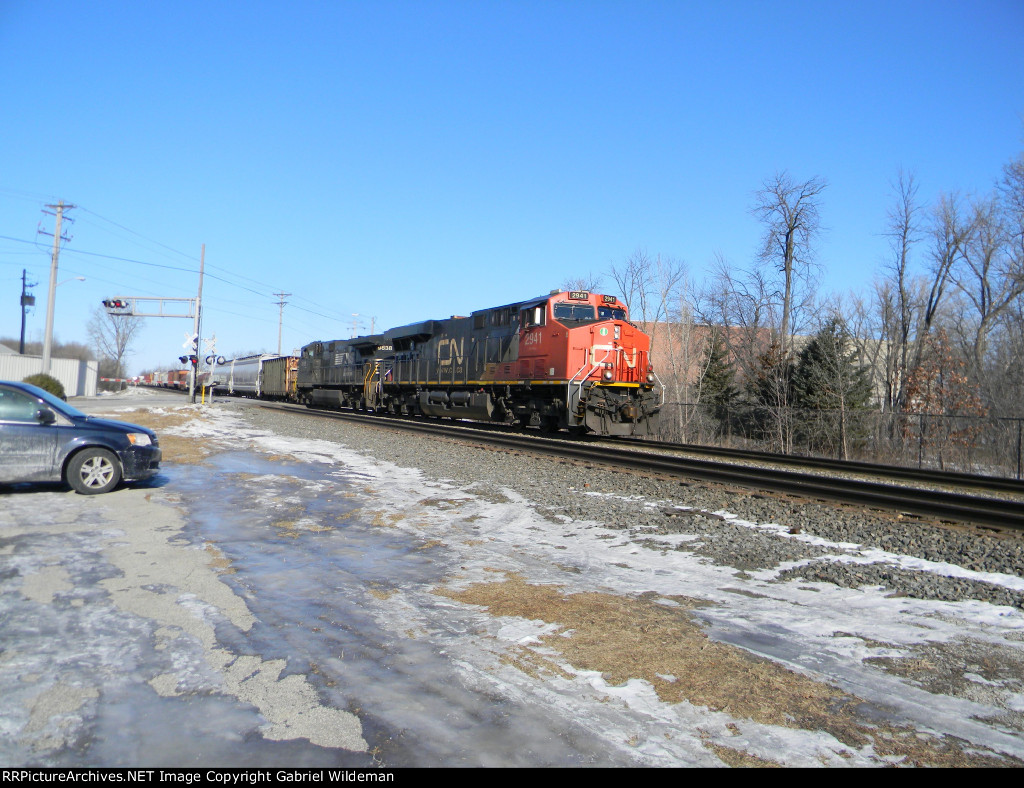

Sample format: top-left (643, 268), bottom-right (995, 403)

top-left (566, 346), bottom-right (613, 415)
top-left (650, 369), bottom-right (666, 407)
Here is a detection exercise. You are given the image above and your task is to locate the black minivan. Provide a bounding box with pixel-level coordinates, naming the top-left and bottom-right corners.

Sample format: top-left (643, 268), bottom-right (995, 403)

top-left (0, 380), bottom-right (161, 494)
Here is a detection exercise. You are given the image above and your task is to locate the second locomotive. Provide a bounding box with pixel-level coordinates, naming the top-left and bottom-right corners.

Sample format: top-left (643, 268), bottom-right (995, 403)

top-left (297, 290), bottom-right (662, 436)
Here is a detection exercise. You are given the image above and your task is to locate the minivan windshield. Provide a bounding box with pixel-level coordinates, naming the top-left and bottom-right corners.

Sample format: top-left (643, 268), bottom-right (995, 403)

top-left (25, 384), bottom-right (87, 419)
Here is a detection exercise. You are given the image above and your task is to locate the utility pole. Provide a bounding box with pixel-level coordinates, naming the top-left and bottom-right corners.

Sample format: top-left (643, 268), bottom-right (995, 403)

top-left (273, 291), bottom-right (290, 355)
top-left (39, 201), bottom-right (74, 374)
top-left (19, 269), bottom-right (36, 354)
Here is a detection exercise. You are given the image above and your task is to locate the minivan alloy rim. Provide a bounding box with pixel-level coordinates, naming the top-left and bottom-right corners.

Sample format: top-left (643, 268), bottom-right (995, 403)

top-left (81, 457), bottom-right (115, 487)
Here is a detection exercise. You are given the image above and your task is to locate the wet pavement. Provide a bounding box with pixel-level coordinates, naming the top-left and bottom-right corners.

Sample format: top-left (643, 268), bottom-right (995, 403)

top-left (172, 451), bottom-right (627, 766)
top-left (0, 409), bottom-right (638, 767)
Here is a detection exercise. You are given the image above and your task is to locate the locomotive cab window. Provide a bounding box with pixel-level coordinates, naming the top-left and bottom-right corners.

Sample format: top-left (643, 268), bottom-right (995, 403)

top-left (553, 302), bottom-right (596, 323)
top-left (521, 304), bottom-right (546, 328)
top-left (597, 306), bottom-right (627, 321)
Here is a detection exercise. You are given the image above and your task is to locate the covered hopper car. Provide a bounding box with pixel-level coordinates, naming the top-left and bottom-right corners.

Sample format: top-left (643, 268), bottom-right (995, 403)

top-left (213, 354), bottom-right (298, 400)
top-left (297, 290), bottom-right (662, 436)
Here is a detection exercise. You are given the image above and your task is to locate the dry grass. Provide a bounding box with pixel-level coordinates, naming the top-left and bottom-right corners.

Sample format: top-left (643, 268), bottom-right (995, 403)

top-left (96, 408), bottom-right (209, 464)
top-left (370, 511), bottom-right (405, 528)
top-left (438, 574), bottom-right (1023, 767)
top-left (703, 740), bottom-right (781, 768)
top-left (203, 543), bottom-right (235, 574)
top-left (272, 518), bottom-right (334, 536)
top-left (367, 584), bottom-right (396, 601)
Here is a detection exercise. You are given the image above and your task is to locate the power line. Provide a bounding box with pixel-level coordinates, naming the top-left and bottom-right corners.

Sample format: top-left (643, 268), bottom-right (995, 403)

top-left (1, 233), bottom-right (356, 324)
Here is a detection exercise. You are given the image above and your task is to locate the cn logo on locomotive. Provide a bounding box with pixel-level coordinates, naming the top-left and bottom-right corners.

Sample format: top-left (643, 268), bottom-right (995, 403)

top-left (437, 337), bottom-right (465, 366)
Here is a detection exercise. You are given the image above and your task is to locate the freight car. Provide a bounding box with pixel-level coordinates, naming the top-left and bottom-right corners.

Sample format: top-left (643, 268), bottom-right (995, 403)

top-left (213, 354), bottom-right (298, 399)
top-left (160, 369), bottom-right (189, 390)
top-left (297, 290), bottom-right (662, 436)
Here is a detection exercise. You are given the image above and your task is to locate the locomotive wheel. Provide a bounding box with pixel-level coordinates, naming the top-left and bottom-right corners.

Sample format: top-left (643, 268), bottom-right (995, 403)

top-left (540, 416), bottom-right (561, 433)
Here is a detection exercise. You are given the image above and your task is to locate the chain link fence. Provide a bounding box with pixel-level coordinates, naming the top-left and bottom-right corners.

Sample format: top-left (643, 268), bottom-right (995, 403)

top-left (656, 402), bottom-right (1024, 479)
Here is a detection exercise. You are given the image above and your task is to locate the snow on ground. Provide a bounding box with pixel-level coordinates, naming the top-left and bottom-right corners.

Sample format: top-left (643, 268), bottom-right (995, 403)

top-left (158, 405), bottom-right (1024, 766)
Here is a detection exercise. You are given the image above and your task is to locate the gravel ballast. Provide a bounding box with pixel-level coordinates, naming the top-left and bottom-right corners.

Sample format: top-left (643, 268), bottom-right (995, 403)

top-left (236, 405), bottom-right (1024, 609)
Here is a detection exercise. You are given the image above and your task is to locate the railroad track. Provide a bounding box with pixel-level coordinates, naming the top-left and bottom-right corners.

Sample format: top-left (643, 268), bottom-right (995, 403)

top-left (253, 402), bottom-right (1024, 532)
top-left (616, 437), bottom-right (1024, 495)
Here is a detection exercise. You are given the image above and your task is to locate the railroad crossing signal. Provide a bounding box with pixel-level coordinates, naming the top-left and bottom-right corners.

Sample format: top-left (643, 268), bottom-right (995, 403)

top-left (183, 332), bottom-right (199, 352)
top-left (178, 354), bottom-right (198, 367)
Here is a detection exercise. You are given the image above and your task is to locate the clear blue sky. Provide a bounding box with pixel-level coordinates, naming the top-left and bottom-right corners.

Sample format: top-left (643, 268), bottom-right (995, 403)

top-left (2, 0), bottom-right (1022, 374)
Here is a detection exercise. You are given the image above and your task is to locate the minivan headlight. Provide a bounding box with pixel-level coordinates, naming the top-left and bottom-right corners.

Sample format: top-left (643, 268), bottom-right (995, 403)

top-left (127, 433), bottom-right (152, 446)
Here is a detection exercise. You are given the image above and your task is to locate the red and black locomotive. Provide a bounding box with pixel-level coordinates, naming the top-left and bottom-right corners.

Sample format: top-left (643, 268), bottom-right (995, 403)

top-left (297, 290), bottom-right (662, 436)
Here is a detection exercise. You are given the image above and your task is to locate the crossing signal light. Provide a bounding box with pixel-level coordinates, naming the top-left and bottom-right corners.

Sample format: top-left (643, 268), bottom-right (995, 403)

top-left (178, 355), bottom-right (188, 364)
top-left (189, 355), bottom-right (198, 368)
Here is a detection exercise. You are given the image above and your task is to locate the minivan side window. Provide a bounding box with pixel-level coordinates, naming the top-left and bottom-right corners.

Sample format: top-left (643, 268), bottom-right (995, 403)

top-left (0, 389), bottom-right (41, 422)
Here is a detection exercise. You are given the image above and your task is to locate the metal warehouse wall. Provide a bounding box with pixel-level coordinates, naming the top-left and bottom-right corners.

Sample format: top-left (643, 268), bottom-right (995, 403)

top-left (0, 355), bottom-right (99, 397)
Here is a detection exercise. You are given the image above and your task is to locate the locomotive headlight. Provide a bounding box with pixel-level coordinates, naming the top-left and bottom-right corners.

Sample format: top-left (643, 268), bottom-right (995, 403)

top-left (646, 372), bottom-right (656, 384)
top-left (602, 370), bottom-right (614, 381)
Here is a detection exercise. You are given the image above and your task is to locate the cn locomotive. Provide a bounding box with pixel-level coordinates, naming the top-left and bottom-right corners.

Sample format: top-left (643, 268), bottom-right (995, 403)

top-left (296, 290), bottom-right (662, 436)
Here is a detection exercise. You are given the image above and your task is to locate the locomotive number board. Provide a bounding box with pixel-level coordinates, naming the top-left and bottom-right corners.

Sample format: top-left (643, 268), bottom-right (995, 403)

top-left (568, 291), bottom-right (589, 300)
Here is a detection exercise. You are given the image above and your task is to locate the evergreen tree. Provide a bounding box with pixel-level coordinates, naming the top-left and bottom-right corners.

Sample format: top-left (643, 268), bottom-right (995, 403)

top-left (791, 319), bottom-right (873, 457)
top-left (792, 320), bottom-right (872, 412)
top-left (701, 331), bottom-right (738, 417)
top-left (744, 341), bottom-right (796, 452)
top-left (745, 341), bottom-right (794, 408)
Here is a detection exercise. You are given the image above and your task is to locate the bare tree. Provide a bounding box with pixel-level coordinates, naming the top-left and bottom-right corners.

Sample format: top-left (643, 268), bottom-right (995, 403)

top-left (880, 170), bottom-right (924, 410)
top-left (87, 307), bottom-right (143, 378)
top-left (561, 274), bottom-right (604, 292)
top-left (920, 193), bottom-right (975, 348)
top-left (0, 337), bottom-right (95, 362)
top-left (950, 196), bottom-right (1024, 382)
top-left (696, 255), bottom-right (778, 386)
top-left (608, 249), bottom-right (687, 353)
top-left (751, 172), bottom-right (827, 353)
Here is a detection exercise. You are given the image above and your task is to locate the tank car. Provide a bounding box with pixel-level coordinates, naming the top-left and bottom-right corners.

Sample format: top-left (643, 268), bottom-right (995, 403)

top-left (213, 354), bottom-right (298, 398)
top-left (297, 290), bottom-right (662, 436)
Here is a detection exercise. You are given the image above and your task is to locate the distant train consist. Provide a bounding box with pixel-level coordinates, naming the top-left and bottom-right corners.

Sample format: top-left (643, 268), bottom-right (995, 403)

top-left (299, 290), bottom-right (662, 436)
top-left (173, 290), bottom-right (661, 436)
top-left (210, 354), bottom-right (298, 400)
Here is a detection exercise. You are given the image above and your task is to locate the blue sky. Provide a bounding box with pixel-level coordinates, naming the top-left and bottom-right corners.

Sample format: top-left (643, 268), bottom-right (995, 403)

top-left (1, 0), bottom-right (1022, 374)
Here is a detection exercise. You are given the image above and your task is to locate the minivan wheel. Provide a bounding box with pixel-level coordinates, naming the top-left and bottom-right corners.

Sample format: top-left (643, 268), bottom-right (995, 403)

top-left (67, 448), bottom-right (122, 494)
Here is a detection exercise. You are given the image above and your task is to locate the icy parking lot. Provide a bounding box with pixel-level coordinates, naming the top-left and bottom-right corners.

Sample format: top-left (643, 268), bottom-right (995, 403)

top-left (2, 393), bottom-right (1024, 767)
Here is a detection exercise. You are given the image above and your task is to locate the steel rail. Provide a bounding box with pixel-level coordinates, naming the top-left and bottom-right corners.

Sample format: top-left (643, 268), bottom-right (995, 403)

top-left (255, 403), bottom-right (1024, 531)
top-left (617, 438), bottom-right (1024, 495)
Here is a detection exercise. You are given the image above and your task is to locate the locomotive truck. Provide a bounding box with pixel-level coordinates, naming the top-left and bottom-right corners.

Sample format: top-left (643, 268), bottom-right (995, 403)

top-left (297, 290), bottom-right (662, 436)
